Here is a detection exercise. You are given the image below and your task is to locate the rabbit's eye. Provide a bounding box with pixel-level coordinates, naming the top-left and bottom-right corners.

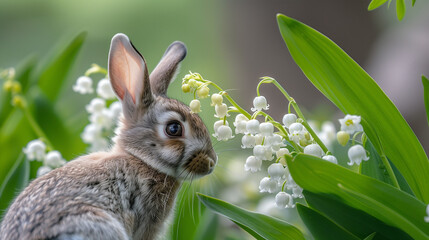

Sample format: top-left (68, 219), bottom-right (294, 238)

top-left (165, 121), bottom-right (183, 137)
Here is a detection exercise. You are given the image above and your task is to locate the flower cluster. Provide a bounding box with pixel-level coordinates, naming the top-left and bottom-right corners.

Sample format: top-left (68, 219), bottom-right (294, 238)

top-left (181, 73), bottom-right (370, 208)
top-left (73, 65), bottom-right (122, 152)
top-left (23, 139), bottom-right (66, 177)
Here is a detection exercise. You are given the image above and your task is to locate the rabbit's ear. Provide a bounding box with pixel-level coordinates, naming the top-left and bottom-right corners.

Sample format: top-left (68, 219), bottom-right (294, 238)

top-left (108, 34), bottom-right (153, 113)
top-left (149, 41), bottom-right (187, 96)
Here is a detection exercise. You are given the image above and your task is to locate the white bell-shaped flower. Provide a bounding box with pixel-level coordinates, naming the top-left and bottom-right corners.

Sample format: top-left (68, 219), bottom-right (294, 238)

top-left (339, 114), bottom-right (363, 134)
top-left (197, 85), bottom-right (210, 99)
top-left (96, 78), bottom-right (116, 100)
top-left (73, 76), bottom-right (93, 94)
top-left (241, 134), bottom-right (256, 148)
top-left (259, 122), bottom-right (274, 137)
top-left (251, 96), bottom-right (269, 112)
top-left (44, 151), bottom-right (66, 168)
top-left (86, 98), bottom-right (106, 114)
top-left (268, 163), bottom-right (285, 180)
top-left (215, 125), bottom-right (234, 141)
top-left (347, 145), bottom-right (369, 166)
top-left (253, 145), bottom-right (273, 161)
top-left (244, 156), bottom-right (262, 172)
top-left (286, 174), bottom-right (298, 190)
top-left (304, 144), bottom-right (324, 158)
top-left (190, 99), bottom-right (201, 113)
top-left (282, 113), bottom-right (297, 128)
top-left (214, 103), bottom-right (228, 118)
top-left (266, 134), bottom-right (285, 151)
top-left (246, 119), bottom-right (260, 135)
top-left (322, 155), bottom-right (338, 164)
top-left (234, 114), bottom-right (248, 134)
top-left (276, 148), bottom-right (290, 159)
top-left (275, 192), bottom-right (294, 208)
top-left (292, 186), bottom-right (304, 198)
top-left (89, 109), bottom-right (114, 128)
top-left (259, 177), bottom-right (278, 193)
top-left (289, 122), bottom-right (304, 133)
top-left (81, 123), bottom-right (103, 144)
top-left (108, 101), bottom-right (122, 121)
top-left (254, 134), bottom-right (264, 145)
top-left (37, 165), bottom-right (52, 177)
top-left (210, 93), bottom-right (223, 106)
top-left (23, 139), bottom-right (46, 161)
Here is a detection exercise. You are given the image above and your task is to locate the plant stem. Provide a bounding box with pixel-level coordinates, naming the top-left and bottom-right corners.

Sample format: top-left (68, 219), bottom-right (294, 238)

top-left (22, 107), bottom-right (54, 150)
top-left (380, 154), bottom-right (400, 188)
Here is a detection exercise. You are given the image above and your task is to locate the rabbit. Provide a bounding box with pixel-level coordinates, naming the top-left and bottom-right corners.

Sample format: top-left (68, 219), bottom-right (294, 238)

top-left (0, 33), bottom-right (217, 240)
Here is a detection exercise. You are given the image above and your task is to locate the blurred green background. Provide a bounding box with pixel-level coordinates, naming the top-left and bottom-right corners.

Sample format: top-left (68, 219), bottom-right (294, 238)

top-left (1, 0), bottom-right (428, 239)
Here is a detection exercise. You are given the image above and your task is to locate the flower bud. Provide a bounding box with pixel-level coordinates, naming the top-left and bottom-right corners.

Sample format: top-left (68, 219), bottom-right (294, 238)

top-left (322, 155), bottom-right (338, 164)
top-left (197, 85), bottom-right (210, 98)
top-left (188, 79), bottom-right (198, 88)
top-left (303, 144), bottom-right (323, 158)
top-left (337, 131), bottom-right (350, 146)
top-left (189, 99), bottom-right (201, 113)
top-left (282, 113), bottom-right (297, 128)
top-left (3, 80), bottom-right (13, 92)
top-left (182, 84), bottom-right (191, 93)
top-left (210, 93), bottom-right (223, 106)
top-left (12, 95), bottom-right (26, 108)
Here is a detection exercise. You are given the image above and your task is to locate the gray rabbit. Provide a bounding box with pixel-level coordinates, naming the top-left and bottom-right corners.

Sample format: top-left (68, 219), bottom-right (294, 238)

top-left (0, 33), bottom-right (216, 240)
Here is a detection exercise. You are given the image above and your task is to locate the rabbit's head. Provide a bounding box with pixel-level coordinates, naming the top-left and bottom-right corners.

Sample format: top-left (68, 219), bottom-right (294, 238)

top-left (108, 34), bottom-right (216, 179)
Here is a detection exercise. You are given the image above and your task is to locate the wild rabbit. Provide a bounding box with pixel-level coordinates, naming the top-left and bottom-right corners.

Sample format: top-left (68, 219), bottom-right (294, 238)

top-left (0, 33), bottom-right (217, 240)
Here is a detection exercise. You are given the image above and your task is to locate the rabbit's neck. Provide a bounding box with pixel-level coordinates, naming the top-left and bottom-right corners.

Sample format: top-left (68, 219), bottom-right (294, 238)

top-left (108, 150), bottom-right (181, 239)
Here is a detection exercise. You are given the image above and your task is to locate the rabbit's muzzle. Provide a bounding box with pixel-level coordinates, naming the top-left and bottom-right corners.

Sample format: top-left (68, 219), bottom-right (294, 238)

top-left (185, 151), bottom-right (216, 176)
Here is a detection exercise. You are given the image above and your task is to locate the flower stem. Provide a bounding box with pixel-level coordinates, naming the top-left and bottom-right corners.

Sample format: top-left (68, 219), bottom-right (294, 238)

top-left (261, 78), bottom-right (329, 154)
top-left (22, 107), bottom-right (54, 151)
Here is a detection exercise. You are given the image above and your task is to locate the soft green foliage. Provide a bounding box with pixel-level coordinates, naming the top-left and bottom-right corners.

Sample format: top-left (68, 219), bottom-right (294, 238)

top-left (287, 154), bottom-right (429, 240)
top-left (197, 193), bottom-right (305, 240)
top-left (296, 204), bottom-right (360, 240)
top-left (422, 75), bottom-right (429, 126)
top-left (368, 0), bottom-right (414, 20)
top-left (277, 14), bottom-right (429, 203)
top-left (303, 191), bottom-right (412, 240)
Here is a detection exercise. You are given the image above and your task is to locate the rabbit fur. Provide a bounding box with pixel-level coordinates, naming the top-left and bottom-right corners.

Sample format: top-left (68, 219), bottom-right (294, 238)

top-left (0, 33), bottom-right (216, 240)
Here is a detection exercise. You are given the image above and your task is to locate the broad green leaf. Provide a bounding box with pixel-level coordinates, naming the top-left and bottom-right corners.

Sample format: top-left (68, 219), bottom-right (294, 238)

top-left (197, 193), bottom-right (304, 240)
top-left (38, 32), bottom-right (86, 102)
top-left (360, 138), bottom-right (392, 185)
top-left (232, 220), bottom-right (264, 240)
top-left (287, 154), bottom-right (429, 240)
top-left (168, 182), bottom-right (205, 240)
top-left (193, 212), bottom-right (219, 240)
top-left (422, 76), bottom-right (429, 126)
top-left (0, 153), bottom-right (29, 216)
top-left (396, 0), bottom-right (406, 21)
top-left (296, 204), bottom-right (360, 240)
top-left (303, 191), bottom-right (412, 240)
top-left (412, 0), bottom-right (416, 6)
top-left (364, 233), bottom-right (377, 240)
top-left (277, 14), bottom-right (429, 202)
top-left (368, 0), bottom-right (389, 10)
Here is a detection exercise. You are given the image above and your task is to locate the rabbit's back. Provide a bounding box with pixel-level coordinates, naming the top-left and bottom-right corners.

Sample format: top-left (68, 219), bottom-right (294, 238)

top-left (0, 151), bottom-right (180, 240)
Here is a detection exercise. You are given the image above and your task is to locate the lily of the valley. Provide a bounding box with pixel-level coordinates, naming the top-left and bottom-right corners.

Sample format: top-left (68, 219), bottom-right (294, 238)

top-left (347, 145), bottom-right (369, 166)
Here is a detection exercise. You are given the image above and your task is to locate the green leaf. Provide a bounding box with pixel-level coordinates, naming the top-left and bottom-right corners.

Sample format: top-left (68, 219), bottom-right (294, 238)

top-left (231, 220), bottom-right (265, 240)
top-left (193, 212), bottom-right (219, 240)
top-left (287, 154), bottom-right (429, 240)
top-left (38, 32), bottom-right (86, 102)
top-left (422, 76), bottom-right (429, 126)
top-left (0, 153), bottom-right (29, 215)
top-left (360, 138), bottom-right (392, 185)
top-left (197, 193), bottom-right (305, 240)
top-left (364, 233), bottom-right (377, 240)
top-left (368, 0), bottom-right (389, 10)
top-left (412, 0), bottom-right (416, 7)
top-left (297, 204), bottom-right (360, 240)
top-left (303, 191), bottom-right (412, 240)
top-left (168, 183), bottom-right (205, 240)
top-left (277, 14), bottom-right (429, 203)
top-left (396, 0), bottom-right (406, 21)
